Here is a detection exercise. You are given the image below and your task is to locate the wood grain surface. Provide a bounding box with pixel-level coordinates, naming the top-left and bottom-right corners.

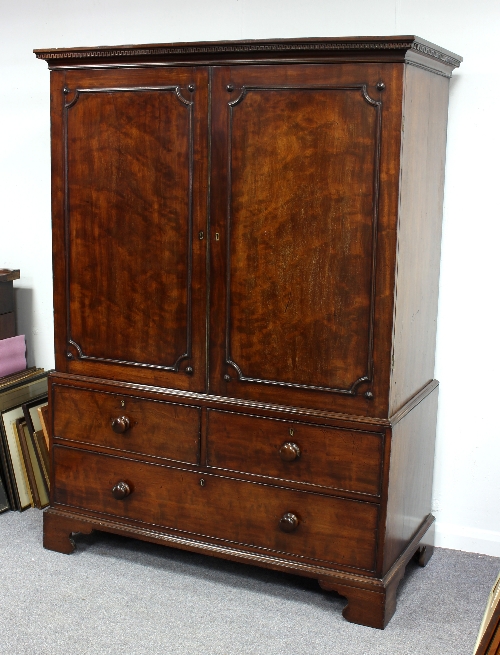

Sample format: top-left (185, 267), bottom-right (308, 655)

top-left (53, 445), bottom-right (379, 571)
top-left (52, 383), bottom-right (201, 464)
top-left (227, 86), bottom-right (377, 390)
top-left (389, 64), bottom-right (450, 414)
top-left (51, 67), bottom-right (209, 390)
top-left (39, 37), bottom-right (460, 629)
top-left (209, 63), bottom-right (404, 417)
top-left (206, 409), bottom-right (384, 496)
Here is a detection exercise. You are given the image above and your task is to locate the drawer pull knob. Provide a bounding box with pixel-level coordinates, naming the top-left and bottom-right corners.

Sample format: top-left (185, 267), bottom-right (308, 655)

top-left (279, 441), bottom-right (301, 461)
top-left (279, 512), bottom-right (299, 533)
top-left (111, 481), bottom-right (132, 500)
top-left (111, 416), bottom-right (130, 434)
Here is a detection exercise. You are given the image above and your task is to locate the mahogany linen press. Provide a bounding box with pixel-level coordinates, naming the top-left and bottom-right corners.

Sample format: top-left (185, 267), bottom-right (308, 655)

top-left (35, 36), bottom-right (461, 629)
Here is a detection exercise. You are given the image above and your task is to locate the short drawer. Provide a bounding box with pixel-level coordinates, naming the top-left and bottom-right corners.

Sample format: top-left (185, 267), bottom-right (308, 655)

top-left (207, 410), bottom-right (384, 496)
top-left (53, 385), bottom-right (200, 464)
top-left (53, 446), bottom-right (379, 571)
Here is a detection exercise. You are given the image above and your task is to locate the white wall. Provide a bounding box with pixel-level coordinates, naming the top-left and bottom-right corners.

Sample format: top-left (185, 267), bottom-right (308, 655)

top-left (1, 0), bottom-right (499, 555)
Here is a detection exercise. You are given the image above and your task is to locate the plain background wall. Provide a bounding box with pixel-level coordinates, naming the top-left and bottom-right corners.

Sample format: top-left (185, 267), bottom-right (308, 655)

top-left (1, 0), bottom-right (499, 555)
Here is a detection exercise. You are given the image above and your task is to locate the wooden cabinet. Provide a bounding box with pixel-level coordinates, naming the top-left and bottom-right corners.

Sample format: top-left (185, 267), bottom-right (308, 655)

top-left (0, 269), bottom-right (20, 340)
top-left (35, 36), bottom-right (461, 629)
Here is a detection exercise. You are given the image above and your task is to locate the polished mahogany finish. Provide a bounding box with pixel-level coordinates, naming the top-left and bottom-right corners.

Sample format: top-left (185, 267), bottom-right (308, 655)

top-left (36, 36), bottom-right (461, 629)
top-left (209, 62), bottom-right (405, 417)
top-left (53, 445), bottom-right (378, 570)
top-left (48, 67), bottom-right (209, 391)
top-left (52, 383), bottom-right (201, 464)
top-left (206, 409), bottom-right (384, 496)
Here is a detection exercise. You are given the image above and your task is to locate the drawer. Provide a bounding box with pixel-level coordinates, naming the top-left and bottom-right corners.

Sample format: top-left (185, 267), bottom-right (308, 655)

top-left (53, 385), bottom-right (200, 464)
top-left (53, 445), bottom-right (379, 571)
top-left (207, 410), bottom-right (384, 496)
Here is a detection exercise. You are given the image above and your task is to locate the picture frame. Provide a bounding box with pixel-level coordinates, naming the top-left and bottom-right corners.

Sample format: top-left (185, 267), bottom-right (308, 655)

top-left (0, 374), bottom-right (48, 510)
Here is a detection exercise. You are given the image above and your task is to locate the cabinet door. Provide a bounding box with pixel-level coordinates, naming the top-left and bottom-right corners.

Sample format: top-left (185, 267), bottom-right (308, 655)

top-left (209, 64), bottom-right (403, 416)
top-left (51, 67), bottom-right (208, 391)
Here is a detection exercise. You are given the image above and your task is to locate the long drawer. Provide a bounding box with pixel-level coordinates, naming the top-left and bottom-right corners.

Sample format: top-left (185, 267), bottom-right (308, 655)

top-left (53, 445), bottom-right (379, 571)
top-left (207, 410), bottom-right (384, 496)
top-left (52, 385), bottom-right (201, 464)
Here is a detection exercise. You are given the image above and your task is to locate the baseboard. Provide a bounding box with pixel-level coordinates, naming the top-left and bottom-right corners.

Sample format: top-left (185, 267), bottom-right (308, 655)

top-left (435, 521), bottom-right (500, 557)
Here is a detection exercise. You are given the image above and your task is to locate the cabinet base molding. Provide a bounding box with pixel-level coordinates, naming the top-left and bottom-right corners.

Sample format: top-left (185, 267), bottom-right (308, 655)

top-left (320, 515), bottom-right (435, 628)
top-left (43, 507), bottom-right (434, 629)
top-left (43, 508), bottom-right (95, 555)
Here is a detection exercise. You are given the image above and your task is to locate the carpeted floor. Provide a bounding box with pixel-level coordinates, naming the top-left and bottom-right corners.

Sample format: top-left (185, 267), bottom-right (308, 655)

top-left (0, 509), bottom-right (498, 655)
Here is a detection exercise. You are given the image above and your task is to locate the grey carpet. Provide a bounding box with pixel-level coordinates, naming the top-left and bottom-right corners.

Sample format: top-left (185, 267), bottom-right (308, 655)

top-left (0, 509), bottom-right (498, 655)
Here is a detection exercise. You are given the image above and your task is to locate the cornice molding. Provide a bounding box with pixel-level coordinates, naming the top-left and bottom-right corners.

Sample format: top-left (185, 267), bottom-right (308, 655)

top-left (34, 37), bottom-right (462, 70)
top-left (411, 41), bottom-right (462, 69)
top-left (35, 41), bottom-right (413, 60)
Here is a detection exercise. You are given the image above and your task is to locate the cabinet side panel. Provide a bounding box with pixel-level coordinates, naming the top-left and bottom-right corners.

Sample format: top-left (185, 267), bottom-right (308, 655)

top-left (389, 65), bottom-right (450, 414)
top-left (383, 385), bottom-right (438, 574)
top-left (51, 70), bottom-right (69, 373)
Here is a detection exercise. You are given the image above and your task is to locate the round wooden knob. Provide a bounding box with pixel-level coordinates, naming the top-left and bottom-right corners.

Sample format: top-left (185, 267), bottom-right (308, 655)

top-left (279, 512), bottom-right (299, 533)
top-left (279, 442), bottom-right (301, 461)
top-left (111, 416), bottom-right (130, 433)
top-left (111, 481), bottom-right (132, 499)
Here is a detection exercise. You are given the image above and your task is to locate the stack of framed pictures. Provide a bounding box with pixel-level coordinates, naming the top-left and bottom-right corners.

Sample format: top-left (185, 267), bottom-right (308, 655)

top-left (0, 368), bottom-right (49, 512)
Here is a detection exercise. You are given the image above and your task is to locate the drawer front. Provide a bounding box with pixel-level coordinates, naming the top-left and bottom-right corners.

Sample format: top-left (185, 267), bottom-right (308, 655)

top-left (53, 446), bottom-right (379, 571)
top-left (207, 410), bottom-right (383, 496)
top-left (53, 385), bottom-right (200, 464)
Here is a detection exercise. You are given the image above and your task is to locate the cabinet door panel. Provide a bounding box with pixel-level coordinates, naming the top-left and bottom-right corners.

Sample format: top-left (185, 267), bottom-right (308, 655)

top-left (210, 64), bottom-right (403, 416)
top-left (52, 68), bottom-right (208, 390)
top-left (228, 85), bottom-right (376, 391)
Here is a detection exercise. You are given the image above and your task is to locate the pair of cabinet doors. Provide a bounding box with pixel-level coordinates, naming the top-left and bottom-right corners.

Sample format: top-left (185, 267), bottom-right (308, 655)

top-left (52, 63), bottom-right (402, 414)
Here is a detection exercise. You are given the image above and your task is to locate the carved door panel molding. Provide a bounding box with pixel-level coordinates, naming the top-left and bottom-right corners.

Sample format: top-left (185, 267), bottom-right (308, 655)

top-left (52, 68), bottom-right (209, 390)
top-left (209, 64), bottom-right (395, 412)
